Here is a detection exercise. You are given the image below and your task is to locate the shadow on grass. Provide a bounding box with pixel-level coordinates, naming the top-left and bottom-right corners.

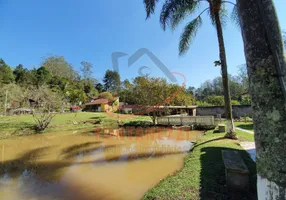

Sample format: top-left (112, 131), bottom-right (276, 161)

top-left (89, 115), bottom-right (105, 119)
top-left (192, 137), bottom-right (226, 149)
top-left (237, 124), bottom-right (254, 131)
top-left (199, 146), bottom-right (257, 200)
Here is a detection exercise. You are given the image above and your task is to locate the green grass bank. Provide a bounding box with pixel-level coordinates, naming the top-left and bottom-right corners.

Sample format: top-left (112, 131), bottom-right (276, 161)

top-left (143, 130), bottom-right (256, 200)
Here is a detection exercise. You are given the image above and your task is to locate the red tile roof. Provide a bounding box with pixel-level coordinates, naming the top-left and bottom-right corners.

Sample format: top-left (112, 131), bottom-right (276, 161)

top-left (85, 98), bottom-right (111, 105)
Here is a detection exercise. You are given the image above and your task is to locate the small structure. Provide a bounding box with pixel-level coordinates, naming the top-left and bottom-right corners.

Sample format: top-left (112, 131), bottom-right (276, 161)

top-left (218, 124), bottom-right (226, 133)
top-left (120, 105), bottom-right (134, 114)
top-left (70, 106), bottom-right (81, 112)
top-left (157, 115), bottom-right (215, 128)
top-left (11, 108), bottom-right (34, 115)
top-left (84, 98), bottom-right (119, 112)
top-left (159, 105), bottom-right (197, 116)
top-left (222, 150), bottom-right (249, 191)
top-left (119, 105), bottom-right (197, 116)
top-left (241, 92), bottom-right (250, 99)
top-left (196, 105), bottom-right (252, 119)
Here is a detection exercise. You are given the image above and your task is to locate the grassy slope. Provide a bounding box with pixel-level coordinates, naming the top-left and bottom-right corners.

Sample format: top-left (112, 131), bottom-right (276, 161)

top-left (0, 112), bottom-right (150, 136)
top-left (143, 130), bottom-right (256, 200)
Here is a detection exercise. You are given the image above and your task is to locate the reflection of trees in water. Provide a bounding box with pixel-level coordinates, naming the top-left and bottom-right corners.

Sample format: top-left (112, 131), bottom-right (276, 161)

top-left (0, 139), bottom-right (189, 199)
top-left (0, 140), bottom-right (187, 178)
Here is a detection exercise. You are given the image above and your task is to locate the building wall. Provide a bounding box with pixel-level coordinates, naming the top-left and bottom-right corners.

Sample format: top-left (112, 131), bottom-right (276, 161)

top-left (112, 98), bottom-right (119, 112)
top-left (85, 105), bottom-right (100, 112)
top-left (100, 104), bottom-right (109, 112)
top-left (122, 108), bottom-right (133, 114)
top-left (196, 105), bottom-right (252, 118)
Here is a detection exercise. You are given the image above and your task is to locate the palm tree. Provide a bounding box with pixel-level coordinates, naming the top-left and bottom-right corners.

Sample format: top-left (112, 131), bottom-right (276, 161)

top-left (144, 0), bottom-right (237, 139)
top-left (237, 0), bottom-right (286, 198)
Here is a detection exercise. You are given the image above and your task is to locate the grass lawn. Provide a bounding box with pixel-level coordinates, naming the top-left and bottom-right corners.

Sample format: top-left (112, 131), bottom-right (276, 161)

top-left (235, 129), bottom-right (255, 142)
top-left (0, 112), bottom-right (151, 137)
top-left (234, 122), bottom-right (254, 132)
top-left (220, 121), bottom-right (254, 132)
top-left (143, 130), bottom-right (256, 200)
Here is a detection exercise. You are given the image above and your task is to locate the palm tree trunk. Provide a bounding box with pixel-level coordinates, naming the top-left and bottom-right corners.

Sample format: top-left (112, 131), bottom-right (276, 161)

top-left (237, 0), bottom-right (286, 199)
top-left (214, 12), bottom-right (236, 138)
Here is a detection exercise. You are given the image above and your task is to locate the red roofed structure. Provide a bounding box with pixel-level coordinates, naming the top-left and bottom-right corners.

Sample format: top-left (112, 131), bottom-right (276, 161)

top-left (85, 98), bottom-right (111, 105)
top-left (84, 97), bottom-right (119, 112)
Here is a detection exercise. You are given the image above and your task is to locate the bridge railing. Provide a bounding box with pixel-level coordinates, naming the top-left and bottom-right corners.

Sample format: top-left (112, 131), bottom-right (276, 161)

top-left (157, 116), bottom-right (215, 126)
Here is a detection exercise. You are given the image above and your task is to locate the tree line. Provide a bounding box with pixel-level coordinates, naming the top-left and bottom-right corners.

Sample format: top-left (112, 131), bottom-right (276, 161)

top-left (0, 56), bottom-right (194, 115)
top-left (0, 56), bottom-right (99, 114)
top-left (0, 53), bottom-right (252, 116)
top-left (194, 65), bottom-right (250, 106)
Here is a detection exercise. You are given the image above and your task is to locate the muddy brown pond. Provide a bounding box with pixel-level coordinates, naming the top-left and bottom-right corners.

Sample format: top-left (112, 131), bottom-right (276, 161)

top-left (0, 127), bottom-right (202, 200)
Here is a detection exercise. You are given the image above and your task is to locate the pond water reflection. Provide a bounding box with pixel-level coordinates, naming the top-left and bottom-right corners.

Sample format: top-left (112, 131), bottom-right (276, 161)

top-left (0, 127), bottom-right (202, 200)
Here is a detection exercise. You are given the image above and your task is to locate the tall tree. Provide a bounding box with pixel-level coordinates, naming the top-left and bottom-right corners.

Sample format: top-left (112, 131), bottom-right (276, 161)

top-left (79, 61), bottom-right (98, 97)
top-left (13, 66), bottom-right (38, 86)
top-left (168, 84), bottom-right (195, 106)
top-left (0, 59), bottom-right (14, 84)
top-left (80, 61), bottom-right (93, 80)
top-left (132, 76), bottom-right (168, 123)
top-left (186, 86), bottom-right (195, 96)
top-left (95, 83), bottom-right (104, 93)
top-left (144, 0), bottom-right (237, 138)
top-left (122, 79), bottom-right (133, 90)
top-left (68, 89), bottom-right (87, 105)
top-left (237, 64), bottom-right (249, 94)
top-left (195, 75), bottom-right (245, 102)
top-left (120, 76), bottom-right (195, 123)
top-left (103, 70), bottom-right (121, 92)
top-left (41, 55), bottom-right (78, 79)
top-left (82, 79), bottom-right (99, 97)
top-left (237, 0), bottom-right (286, 198)
top-left (13, 64), bottom-right (27, 84)
top-left (35, 66), bottom-right (51, 87)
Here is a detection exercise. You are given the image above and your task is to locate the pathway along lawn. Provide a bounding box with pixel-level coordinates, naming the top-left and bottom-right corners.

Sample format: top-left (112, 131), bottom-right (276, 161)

top-left (143, 130), bottom-right (257, 200)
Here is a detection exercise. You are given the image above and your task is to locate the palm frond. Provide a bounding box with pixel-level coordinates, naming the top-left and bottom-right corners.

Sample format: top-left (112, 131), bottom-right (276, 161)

top-left (220, 5), bottom-right (229, 28)
top-left (179, 16), bottom-right (202, 56)
top-left (144, 0), bottom-right (160, 19)
top-left (231, 5), bottom-right (240, 28)
top-left (171, 2), bottom-right (198, 30)
top-left (208, 3), bottom-right (228, 28)
top-left (160, 0), bottom-right (199, 31)
top-left (208, 7), bottom-right (216, 26)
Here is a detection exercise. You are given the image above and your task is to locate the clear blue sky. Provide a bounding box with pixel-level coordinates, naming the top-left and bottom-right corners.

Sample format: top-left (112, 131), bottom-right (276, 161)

top-left (0, 0), bottom-right (285, 88)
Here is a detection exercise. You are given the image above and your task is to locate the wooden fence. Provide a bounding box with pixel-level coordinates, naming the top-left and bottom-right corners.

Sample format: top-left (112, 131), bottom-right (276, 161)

top-left (157, 116), bottom-right (215, 126)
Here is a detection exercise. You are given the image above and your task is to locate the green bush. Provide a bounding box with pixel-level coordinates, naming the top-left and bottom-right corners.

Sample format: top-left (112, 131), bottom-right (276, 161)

top-left (231, 100), bottom-right (240, 105)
